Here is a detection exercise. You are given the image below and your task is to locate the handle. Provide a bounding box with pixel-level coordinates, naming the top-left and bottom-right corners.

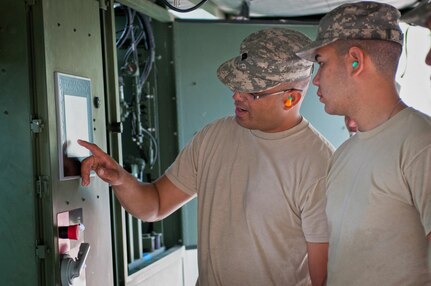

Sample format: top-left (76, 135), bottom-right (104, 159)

top-left (73, 243), bottom-right (90, 277)
top-left (61, 243), bottom-right (91, 286)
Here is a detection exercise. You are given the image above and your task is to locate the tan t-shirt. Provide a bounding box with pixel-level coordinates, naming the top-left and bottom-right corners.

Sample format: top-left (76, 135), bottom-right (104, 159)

top-left (326, 108), bottom-right (431, 285)
top-left (166, 117), bottom-right (334, 286)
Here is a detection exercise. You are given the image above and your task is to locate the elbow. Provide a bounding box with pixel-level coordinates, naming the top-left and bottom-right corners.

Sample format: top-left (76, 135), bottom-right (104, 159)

top-left (134, 208), bottom-right (163, 222)
top-left (140, 213), bottom-right (162, 223)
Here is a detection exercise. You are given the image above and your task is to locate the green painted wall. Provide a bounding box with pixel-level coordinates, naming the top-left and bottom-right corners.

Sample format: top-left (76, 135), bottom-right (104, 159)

top-left (173, 21), bottom-right (349, 246)
top-left (0, 1), bottom-right (40, 284)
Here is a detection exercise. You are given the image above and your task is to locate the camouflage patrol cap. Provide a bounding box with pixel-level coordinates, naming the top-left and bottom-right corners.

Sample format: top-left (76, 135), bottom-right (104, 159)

top-left (217, 28), bottom-right (314, 93)
top-left (401, 0), bottom-right (431, 28)
top-left (296, 1), bottom-right (404, 62)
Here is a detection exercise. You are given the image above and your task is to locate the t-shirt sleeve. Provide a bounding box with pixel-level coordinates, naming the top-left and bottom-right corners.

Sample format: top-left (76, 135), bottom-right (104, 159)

top-left (165, 126), bottom-right (209, 196)
top-left (300, 177), bottom-right (329, 243)
top-left (404, 145), bottom-right (431, 236)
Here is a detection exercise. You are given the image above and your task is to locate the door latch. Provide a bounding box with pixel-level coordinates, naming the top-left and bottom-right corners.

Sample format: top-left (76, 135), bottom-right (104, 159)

top-left (60, 243), bottom-right (90, 286)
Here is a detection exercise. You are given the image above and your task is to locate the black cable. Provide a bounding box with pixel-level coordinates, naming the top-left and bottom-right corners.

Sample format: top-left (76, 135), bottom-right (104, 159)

top-left (160, 0), bottom-right (208, 13)
top-left (117, 7), bottom-right (158, 171)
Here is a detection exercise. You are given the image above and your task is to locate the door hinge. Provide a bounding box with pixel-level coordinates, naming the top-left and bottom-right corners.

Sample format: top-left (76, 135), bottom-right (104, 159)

top-left (36, 244), bottom-right (48, 259)
top-left (25, 0), bottom-right (35, 7)
top-left (30, 119), bottom-right (44, 134)
top-left (36, 176), bottom-right (49, 198)
top-left (99, 0), bottom-right (109, 10)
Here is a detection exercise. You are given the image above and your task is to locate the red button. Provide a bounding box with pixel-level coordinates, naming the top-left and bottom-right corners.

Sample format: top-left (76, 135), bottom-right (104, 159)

top-left (59, 224), bottom-right (80, 240)
top-left (67, 224), bottom-right (79, 240)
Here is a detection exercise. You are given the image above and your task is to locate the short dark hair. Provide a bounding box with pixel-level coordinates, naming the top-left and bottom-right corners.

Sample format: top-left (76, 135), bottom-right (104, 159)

top-left (334, 40), bottom-right (402, 77)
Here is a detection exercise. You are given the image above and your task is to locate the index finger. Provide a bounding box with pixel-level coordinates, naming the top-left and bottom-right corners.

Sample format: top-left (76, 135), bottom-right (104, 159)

top-left (77, 139), bottom-right (107, 157)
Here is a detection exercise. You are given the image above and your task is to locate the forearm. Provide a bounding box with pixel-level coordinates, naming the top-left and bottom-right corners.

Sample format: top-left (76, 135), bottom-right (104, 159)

top-left (309, 261), bottom-right (327, 286)
top-left (77, 140), bottom-right (192, 221)
top-left (112, 171), bottom-right (193, 222)
top-left (112, 170), bottom-right (161, 222)
top-left (307, 242), bottom-right (328, 286)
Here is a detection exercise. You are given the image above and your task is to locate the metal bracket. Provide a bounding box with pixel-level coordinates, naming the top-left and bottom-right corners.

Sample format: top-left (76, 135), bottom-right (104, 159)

top-left (30, 119), bottom-right (44, 134)
top-left (36, 245), bottom-right (47, 259)
top-left (36, 176), bottom-right (49, 198)
top-left (99, 0), bottom-right (109, 10)
top-left (25, 0), bottom-right (35, 6)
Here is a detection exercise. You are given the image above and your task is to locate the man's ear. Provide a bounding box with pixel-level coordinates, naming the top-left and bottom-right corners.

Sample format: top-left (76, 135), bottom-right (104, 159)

top-left (283, 90), bottom-right (302, 109)
top-left (348, 46), bottom-right (365, 75)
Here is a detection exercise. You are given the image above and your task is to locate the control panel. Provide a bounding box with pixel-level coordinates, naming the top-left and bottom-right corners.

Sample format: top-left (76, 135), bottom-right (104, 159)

top-left (58, 209), bottom-right (89, 286)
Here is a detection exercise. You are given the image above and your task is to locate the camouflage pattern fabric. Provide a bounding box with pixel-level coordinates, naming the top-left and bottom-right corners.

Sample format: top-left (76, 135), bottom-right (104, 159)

top-left (401, 0), bottom-right (431, 28)
top-left (217, 28), bottom-right (314, 93)
top-left (297, 1), bottom-right (404, 62)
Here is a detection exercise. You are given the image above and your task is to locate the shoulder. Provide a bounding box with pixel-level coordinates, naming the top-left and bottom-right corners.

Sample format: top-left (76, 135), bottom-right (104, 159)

top-left (404, 108), bottom-right (431, 130)
top-left (288, 120), bottom-right (334, 177)
top-left (398, 109), bottom-right (431, 162)
top-left (208, 116), bottom-right (237, 128)
top-left (191, 116), bottom-right (243, 145)
top-left (398, 108), bottom-right (431, 146)
top-left (199, 116), bottom-right (239, 135)
top-left (303, 120), bottom-right (336, 158)
top-left (331, 108), bottom-right (431, 164)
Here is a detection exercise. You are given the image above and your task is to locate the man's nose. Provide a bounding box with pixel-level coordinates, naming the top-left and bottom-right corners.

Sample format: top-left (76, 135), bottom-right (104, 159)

top-left (425, 48), bottom-right (431, 66)
top-left (232, 91), bottom-right (247, 101)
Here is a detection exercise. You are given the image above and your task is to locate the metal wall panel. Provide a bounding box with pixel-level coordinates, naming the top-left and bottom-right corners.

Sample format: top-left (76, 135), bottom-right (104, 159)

top-left (31, 0), bottom-right (114, 285)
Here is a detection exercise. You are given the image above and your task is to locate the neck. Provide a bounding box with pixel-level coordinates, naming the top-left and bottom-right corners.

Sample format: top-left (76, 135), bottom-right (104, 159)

top-left (355, 97), bottom-right (405, 132)
top-left (279, 112), bottom-right (303, 132)
top-left (351, 79), bottom-right (405, 131)
top-left (387, 98), bottom-right (403, 120)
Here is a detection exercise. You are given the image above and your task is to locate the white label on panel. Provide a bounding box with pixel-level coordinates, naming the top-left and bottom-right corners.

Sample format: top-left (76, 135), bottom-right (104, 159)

top-left (64, 94), bottom-right (91, 158)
